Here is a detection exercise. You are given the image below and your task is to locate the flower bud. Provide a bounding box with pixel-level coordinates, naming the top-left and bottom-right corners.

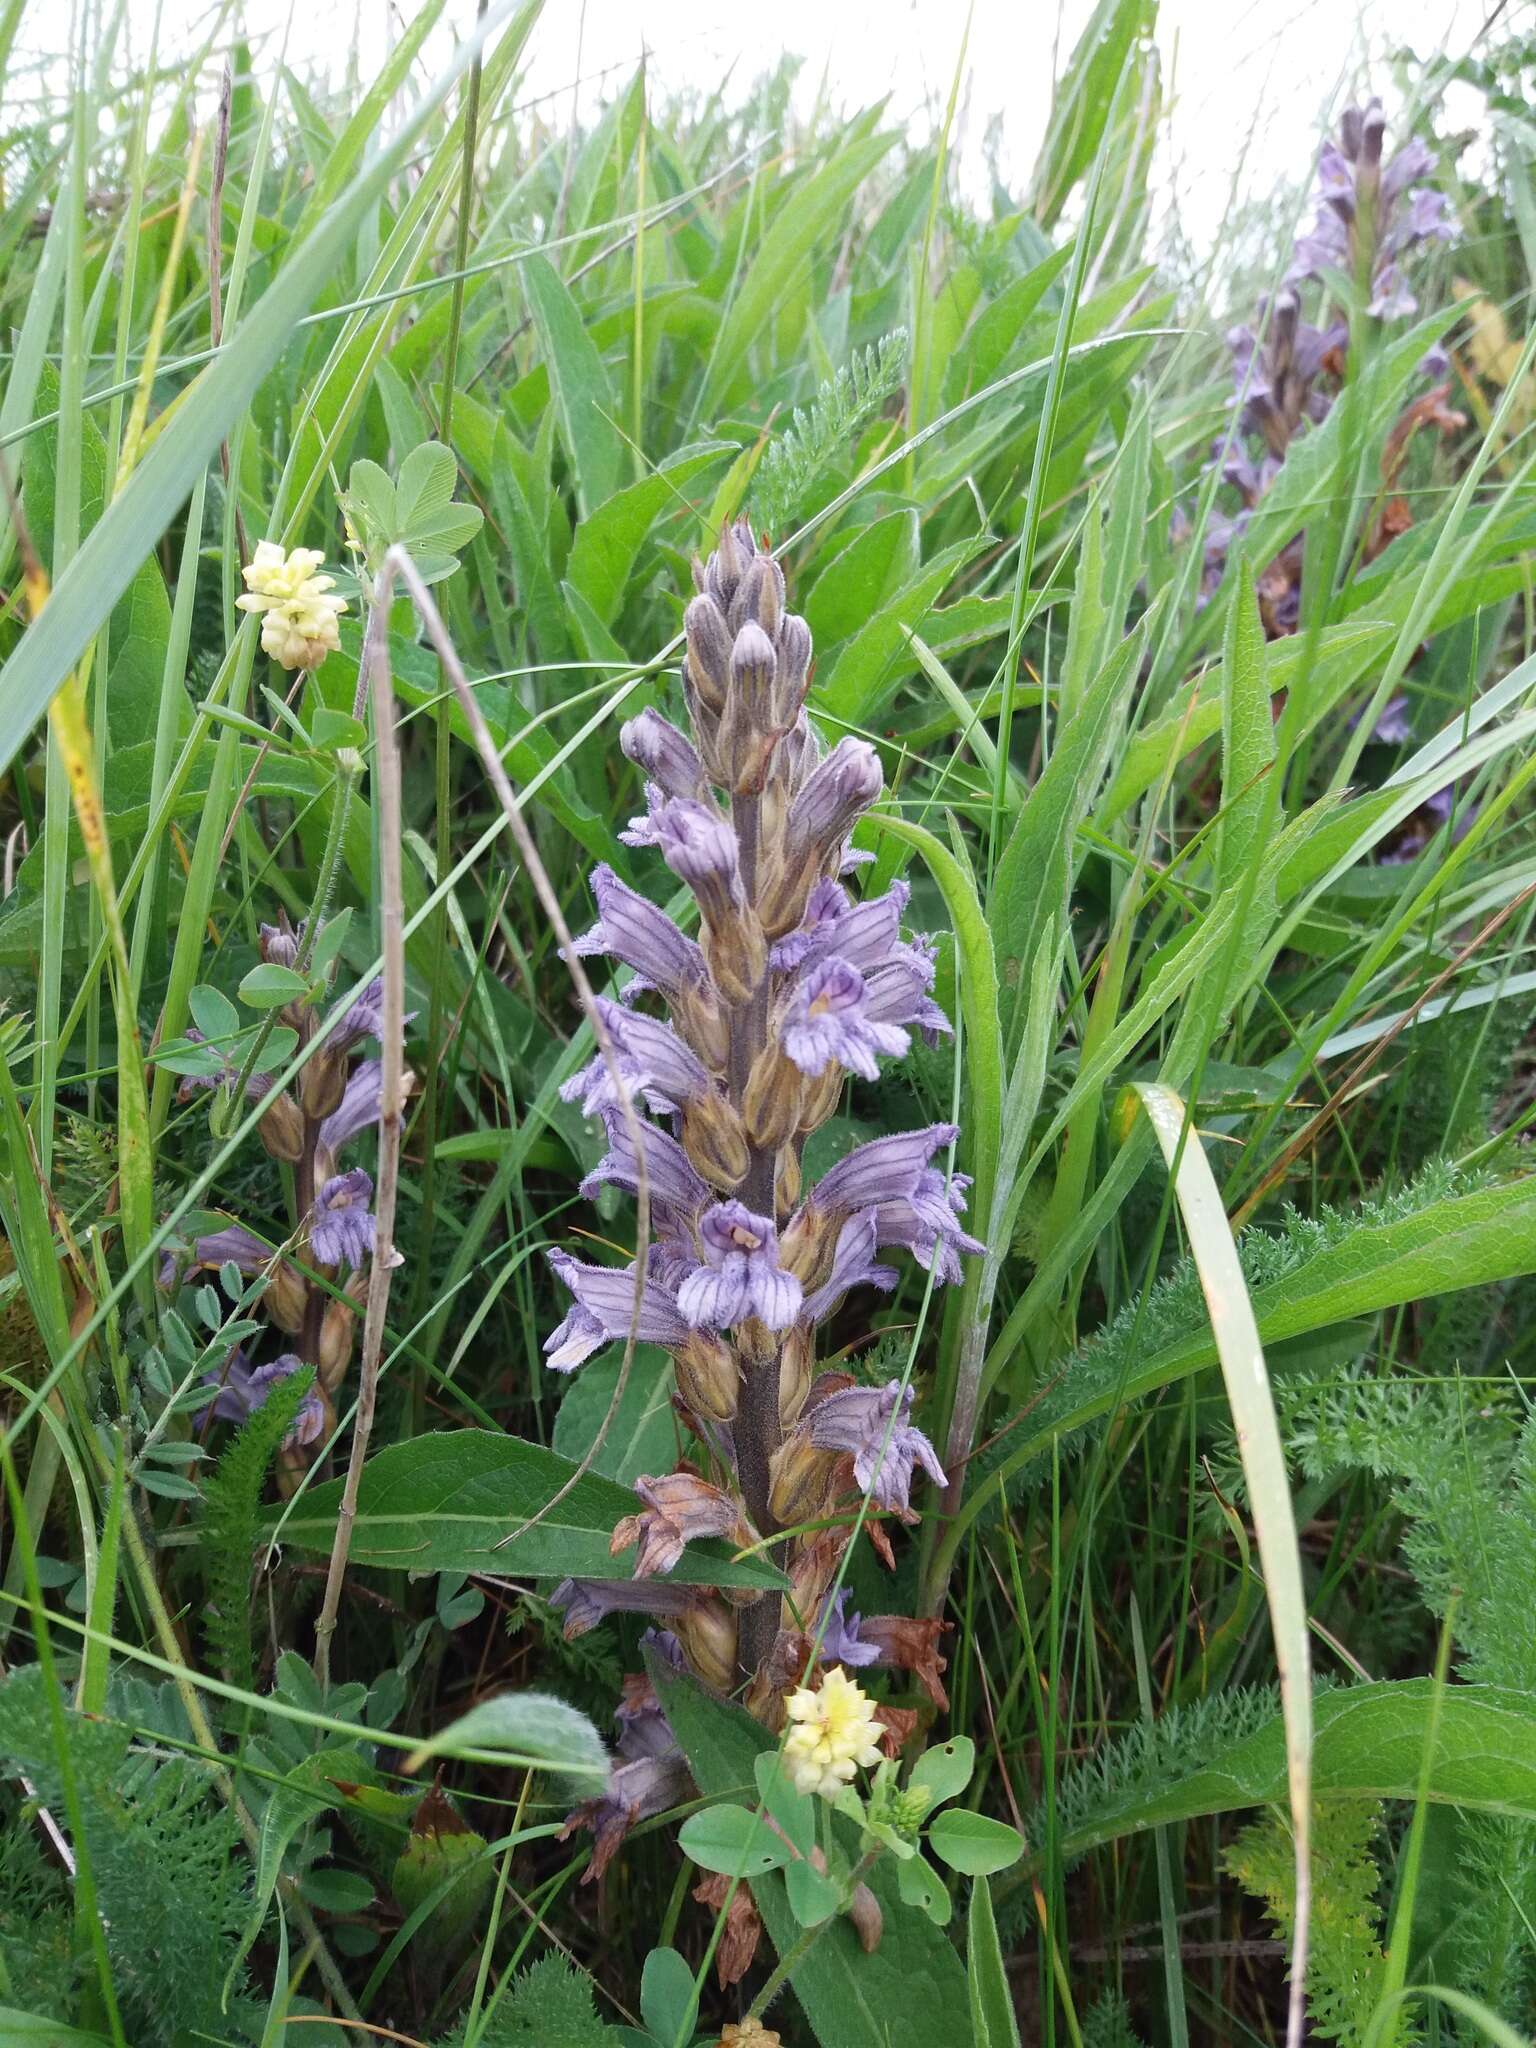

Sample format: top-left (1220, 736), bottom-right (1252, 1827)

top-left (673, 985), bottom-right (730, 1071)
top-left (778, 1205), bottom-right (839, 1293)
top-left (302, 1044), bottom-right (349, 1120)
top-left (778, 1321), bottom-right (814, 1427)
top-left (775, 1144), bottom-right (801, 1218)
top-left (258, 1089), bottom-right (305, 1163)
top-left (265, 1260), bottom-right (309, 1336)
top-left (743, 1046), bottom-right (805, 1150)
top-left (672, 1329), bottom-right (739, 1422)
top-left (768, 1432), bottom-right (835, 1528)
top-left (730, 551), bottom-right (785, 637)
top-left (774, 614), bottom-right (813, 723)
top-left (672, 1597), bottom-right (739, 1692)
top-left (684, 595), bottom-right (732, 713)
top-left (797, 1063), bottom-right (844, 1136)
top-left (848, 1883), bottom-right (884, 1954)
top-left (318, 1294), bottom-right (356, 1391)
top-left (681, 1094), bottom-right (750, 1189)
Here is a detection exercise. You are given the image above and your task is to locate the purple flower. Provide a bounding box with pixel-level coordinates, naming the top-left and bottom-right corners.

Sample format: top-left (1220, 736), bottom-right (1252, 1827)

top-left (1370, 694), bottom-right (1413, 744)
top-left (806, 1123), bottom-right (960, 1223)
top-left (324, 978), bottom-right (416, 1054)
top-left (580, 1107), bottom-right (712, 1238)
top-left (318, 1058), bottom-right (383, 1160)
top-left (785, 739), bottom-right (883, 867)
top-left (651, 798), bottom-right (746, 925)
top-left (259, 921), bottom-right (304, 967)
top-left (620, 710), bottom-right (708, 803)
top-left (191, 1222), bottom-right (278, 1275)
top-left (817, 1588), bottom-right (880, 1668)
top-left (808, 1379), bottom-right (947, 1512)
top-left (571, 865), bottom-right (710, 1003)
top-left (676, 1202), bottom-right (803, 1332)
top-left (772, 880), bottom-right (913, 974)
top-left (559, 998), bottom-right (713, 1118)
top-left (544, 1247), bottom-right (692, 1370)
top-left (309, 1168), bottom-right (376, 1268)
top-left (872, 1167), bottom-right (985, 1286)
top-left (195, 1351), bottom-right (326, 1448)
top-left (801, 1211), bottom-right (898, 1323)
top-left (549, 1576), bottom-right (703, 1637)
top-left (780, 956), bottom-right (911, 1081)
top-left (1288, 98), bottom-right (1452, 320)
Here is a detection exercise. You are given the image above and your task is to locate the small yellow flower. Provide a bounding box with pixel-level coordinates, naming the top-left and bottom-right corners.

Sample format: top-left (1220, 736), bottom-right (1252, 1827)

top-left (236, 541), bottom-right (348, 671)
top-left (716, 2022), bottom-right (780, 2047)
top-left (781, 1665), bottom-right (883, 1801)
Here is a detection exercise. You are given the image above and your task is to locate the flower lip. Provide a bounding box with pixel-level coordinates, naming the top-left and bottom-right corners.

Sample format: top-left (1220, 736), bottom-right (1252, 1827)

top-left (676, 1200), bottom-right (804, 1332)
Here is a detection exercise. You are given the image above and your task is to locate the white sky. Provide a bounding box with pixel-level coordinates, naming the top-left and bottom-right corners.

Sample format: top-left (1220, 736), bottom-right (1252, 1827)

top-left (15, 0), bottom-right (1489, 253)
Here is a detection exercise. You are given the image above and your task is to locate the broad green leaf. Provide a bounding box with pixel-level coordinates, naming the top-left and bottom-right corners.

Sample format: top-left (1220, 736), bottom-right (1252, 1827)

top-left (676, 1802), bottom-right (794, 1877)
top-left (640, 1946), bottom-right (699, 2047)
top-left (565, 441), bottom-right (733, 627)
top-left (1053, 1682), bottom-right (1536, 1862)
top-left (394, 440), bottom-right (459, 532)
top-left (927, 1809), bottom-right (1026, 1877)
top-left (967, 1876), bottom-right (1022, 2048)
top-left (897, 1847), bottom-right (953, 1926)
top-left (402, 1691), bottom-right (606, 1780)
top-left (911, 1735), bottom-right (976, 1808)
top-left (701, 131), bottom-right (896, 413)
top-left (801, 508), bottom-right (920, 651)
top-left (238, 963), bottom-right (310, 1009)
top-left (552, 1344), bottom-right (678, 1488)
top-left (521, 252), bottom-right (624, 516)
top-left (656, 1658), bottom-right (974, 2046)
top-left (785, 1856), bottom-right (842, 1928)
top-left (270, 1430), bottom-right (786, 1591)
top-left (815, 539), bottom-right (985, 725)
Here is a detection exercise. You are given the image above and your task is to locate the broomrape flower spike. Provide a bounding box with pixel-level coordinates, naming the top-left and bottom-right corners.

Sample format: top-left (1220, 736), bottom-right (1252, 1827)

top-left (552, 519), bottom-right (978, 1875)
top-left (782, 1666), bottom-right (884, 1800)
top-left (237, 540), bottom-right (348, 671)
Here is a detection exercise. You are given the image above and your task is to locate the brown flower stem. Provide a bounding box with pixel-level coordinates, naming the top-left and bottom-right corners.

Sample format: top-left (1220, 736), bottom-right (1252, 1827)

top-left (727, 785), bottom-right (783, 1679)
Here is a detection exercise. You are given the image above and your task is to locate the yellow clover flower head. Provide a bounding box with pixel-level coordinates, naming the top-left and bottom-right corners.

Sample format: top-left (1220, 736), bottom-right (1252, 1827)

top-left (236, 540), bottom-right (348, 672)
top-left (781, 1665), bottom-right (883, 1801)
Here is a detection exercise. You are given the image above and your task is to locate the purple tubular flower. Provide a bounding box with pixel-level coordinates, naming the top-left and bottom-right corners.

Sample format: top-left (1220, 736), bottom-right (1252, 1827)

top-left (192, 1222), bottom-right (277, 1275)
top-left (806, 1123), bottom-right (960, 1223)
top-left (771, 880), bottom-right (915, 975)
top-left (808, 1378), bottom-right (947, 1512)
top-left (817, 1587), bottom-right (880, 1668)
top-left (801, 1211), bottom-right (898, 1323)
top-left (1370, 694), bottom-right (1413, 744)
top-left (620, 710), bottom-right (708, 803)
top-left (318, 1058), bottom-right (383, 1159)
top-left (544, 1247), bottom-right (692, 1370)
top-left (651, 798), bottom-right (746, 921)
top-left (195, 1351), bottom-right (325, 1447)
top-left (176, 1030), bottom-right (277, 1101)
top-left (785, 738), bottom-right (883, 864)
top-left (580, 1108), bottom-right (712, 1238)
top-left (676, 1202), bottom-right (803, 1332)
top-left (872, 1167), bottom-right (986, 1285)
top-left (259, 921), bottom-right (304, 967)
top-left (571, 865), bottom-right (710, 1002)
top-left (549, 1576), bottom-right (702, 1637)
top-left (559, 997), bottom-right (713, 1118)
top-left (780, 956), bottom-right (911, 1080)
top-left (309, 1168), bottom-right (376, 1268)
